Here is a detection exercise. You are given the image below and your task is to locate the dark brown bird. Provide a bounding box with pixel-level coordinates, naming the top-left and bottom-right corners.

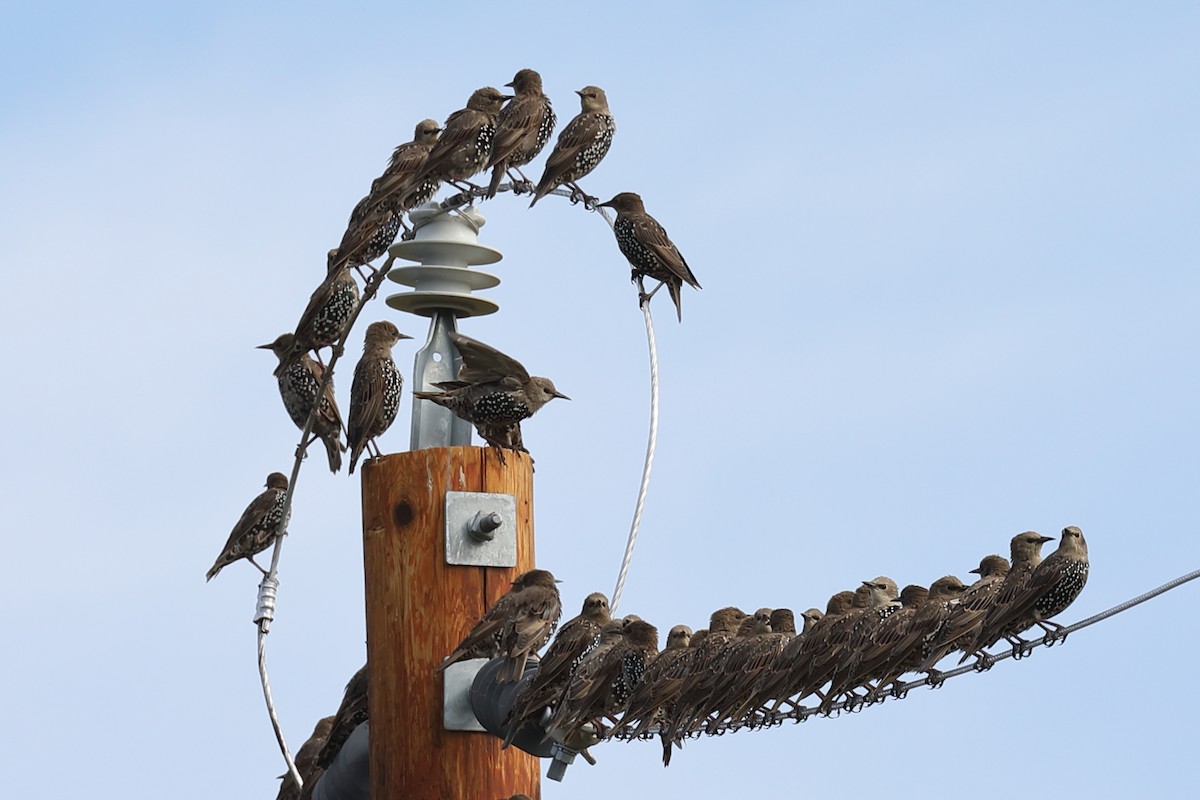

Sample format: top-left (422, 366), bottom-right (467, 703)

top-left (597, 192), bottom-right (701, 322)
top-left (547, 617), bottom-right (658, 743)
top-left (259, 333), bottom-right (345, 473)
top-left (660, 607), bottom-right (747, 747)
top-left (918, 554), bottom-right (1011, 672)
top-left (725, 607), bottom-right (822, 725)
top-left (528, 86), bottom-right (615, 207)
top-left (972, 526), bottom-right (1089, 652)
top-left (830, 584), bottom-right (929, 703)
top-left (609, 624), bottom-right (692, 738)
top-left (486, 69), bottom-right (556, 199)
top-left (439, 568), bottom-right (563, 682)
top-left (206, 472), bottom-right (290, 581)
top-left (329, 192), bottom-right (402, 279)
top-left (868, 576), bottom-right (968, 695)
top-left (346, 321), bottom-right (412, 474)
top-left (406, 87), bottom-right (510, 195)
top-left (284, 251), bottom-right (361, 367)
top-left (276, 715), bottom-right (333, 800)
top-left (412, 331), bottom-right (568, 464)
top-left (705, 609), bottom-right (797, 732)
top-left (761, 592), bottom-right (855, 715)
top-left (369, 118), bottom-right (444, 214)
top-left (961, 531), bottom-right (1056, 662)
top-left (315, 665), bottom-right (369, 773)
top-left (504, 591), bottom-right (612, 743)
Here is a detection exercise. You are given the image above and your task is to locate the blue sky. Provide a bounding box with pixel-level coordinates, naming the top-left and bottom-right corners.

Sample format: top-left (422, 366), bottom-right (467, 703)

top-left (3, 3), bottom-right (1199, 798)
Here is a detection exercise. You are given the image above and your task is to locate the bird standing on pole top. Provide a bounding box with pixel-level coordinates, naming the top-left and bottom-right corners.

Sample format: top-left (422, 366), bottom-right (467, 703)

top-left (259, 333), bottom-right (346, 473)
top-left (412, 331), bottom-right (569, 465)
top-left (206, 472), bottom-right (290, 581)
top-left (598, 192), bottom-right (701, 322)
top-left (404, 87), bottom-right (510, 197)
top-left (486, 69), bottom-right (557, 199)
top-left (438, 568), bottom-right (564, 683)
top-left (528, 85), bottom-right (615, 207)
top-left (346, 321), bottom-right (413, 474)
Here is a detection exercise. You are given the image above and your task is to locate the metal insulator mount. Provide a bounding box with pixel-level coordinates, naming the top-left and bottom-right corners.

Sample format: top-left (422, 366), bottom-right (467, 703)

top-left (254, 575), bottom-right (279, 628)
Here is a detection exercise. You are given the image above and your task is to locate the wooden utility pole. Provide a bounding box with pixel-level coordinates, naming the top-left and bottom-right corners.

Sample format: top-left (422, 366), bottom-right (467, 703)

top-left (362, 445), bottom-right (541, 799)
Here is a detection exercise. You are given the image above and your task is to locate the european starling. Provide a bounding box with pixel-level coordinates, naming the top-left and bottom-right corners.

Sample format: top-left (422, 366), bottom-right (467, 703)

top-left (276, 715), bottom-right (333, 800)
top-left (706, 609), bottom-right (797, 732)
top-left (438, 568), bottom-right (563, 682)
top-left (597, 192), bottom-right (701, 322)
top-left (405, 87), bottom-right (510, 195)
top-left (259, 333), bottom-right (346, 473)
top-left (660, 607), bottom-right (746, 746)
top-left (528, 86), bottom-right (615, 207)
top-left (918, 554), bottom-right (1011, 672)
top-left (485, 69), bottom-right (556, 199)
top-left (961, 531), bottom-right (1056, 661)
top-left (505, 591), bottom-right (612, 743)
top-left (412, 331), bottom-right (568, 464)
top-left (206, 472), bottom-right (290, 581)
top-left (369, 119), bottom-right (444, 214)
top-left (547, 617), bottom-right (658, 743)
top-left (973, 526), bottom-right (1089, 651)
top-left (609, 624), bottom-right (692, 738)
top-left (685, 608), bottom-right (773, 732)
top-left (329, 192), bottom-right (403, 276)
top-left (316, 665), bottom-right (369, 772)
top-left (726, 607), bottom-right (822, 724)
top-left (868, 576), bottom-right (968, 694)
top-left (829, 584), bottom-right (929, 703)
top-left (760, 593), bottom-right (854, 714)
top-left (285, 251), bottom-right (361, 366)
top-left (346, 321), bottom-right (412, 474)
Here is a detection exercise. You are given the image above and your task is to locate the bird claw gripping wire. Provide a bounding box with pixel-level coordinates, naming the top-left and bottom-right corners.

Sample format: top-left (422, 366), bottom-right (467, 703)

top-left (973, 653), bottom-right (996, 673)
top-left (927, 670), bottom-right (947, 690)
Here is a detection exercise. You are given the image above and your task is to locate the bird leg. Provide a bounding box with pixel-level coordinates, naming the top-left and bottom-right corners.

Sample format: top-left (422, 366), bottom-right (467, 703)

top-left (247, 555), bottom-right (270, 575)
top-left (972, 651), bottom-right (996, 672)
top-left (1036, 619), bottom-right (1068, 647)
top-left (926, 668), bottom-right (946, 690)
top-left (506, 167), bottom-right (534, 194)
top-left (1006, 633), bottom-right (1034, 660)
top-left (567, 181), bottom-right (599, 209)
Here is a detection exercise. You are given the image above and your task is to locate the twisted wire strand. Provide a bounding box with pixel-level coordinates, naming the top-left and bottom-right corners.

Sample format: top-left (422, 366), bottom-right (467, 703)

top-left (611, 566), bottom-right (1200, 740)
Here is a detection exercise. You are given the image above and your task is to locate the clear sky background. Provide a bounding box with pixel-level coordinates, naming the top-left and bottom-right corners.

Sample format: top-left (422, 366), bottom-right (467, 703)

top-left (3, 3), bottom-right (1198, 798)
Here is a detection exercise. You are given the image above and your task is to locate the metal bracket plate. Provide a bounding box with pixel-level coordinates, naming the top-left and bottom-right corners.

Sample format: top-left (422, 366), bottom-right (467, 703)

top-left (444, 490), bottom-right (517, 567)
top-left (443, 659), bottom-right (487, 731)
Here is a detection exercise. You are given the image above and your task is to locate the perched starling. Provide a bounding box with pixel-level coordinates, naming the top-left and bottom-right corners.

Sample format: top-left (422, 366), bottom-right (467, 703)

top-left (276, 715), bottom-right (333, 800)
top-left (528, 86), bottom-right (615, 207)
top-left (660, 607), bottom-right (747, 746)
top-left (259, 333), bottom-right (346, 473)
top-left (316, 665), bottom-right (369, 772)
top-left (329, 192), bottom-right (403, 276)
top-left (505, 591), bottom-right (612, 743)
top-left (405, 87), bottom-right (510, 195)
top-left (285, 251), bottom-right (361, 366)
top-left (346, 321), bottom-right (412, 474)
top-left (610, 624), bottom-right (692, 738)
top-left (919, 554), bottom-right (1011, 672)
top-left (369, 119), bottom-right (444, 214)
top-left (829, 584), bottom-right (929, 703)
top-left (597, 192), bottom-right (701, 322)
top-left (973, 526), bottom-right (1089, 651)
top-left (961, 531), bottom-right (1056, 661)
top-left (547, 617), bottom-right (658, 743)
top-left (486, 69), bottom-right (556, 199)
top-left (206, 472), bottom-right (290, 581)
top-left (412, 331), bottom-right (568, 464)
top-left (705, 609), bottom-right (797, 732)
top-left (868, 576), bottom-right (968, 694)
top-left (439, 568), bottom-right (563, 682)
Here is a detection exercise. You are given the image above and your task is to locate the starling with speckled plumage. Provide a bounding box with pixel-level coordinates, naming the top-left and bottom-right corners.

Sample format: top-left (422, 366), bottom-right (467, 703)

top-left (918, 554), bottom-right (1010, 672)
top-left (346, 321), bottom-right (412, 474)
top-left (277, 715), bottom-right (333, 800)
top-left (867, 576), bottom-right (968, 695)
top-left (315, 665), bottom-right (368, 775)
top-left (961, 531), bottom-right (1055, 662)
top-left (329, 192), bottom-right (402, 277)
top-left (285, 251), bottom-right (361, 366)
top-left (529, 86), bottom-right (615, 207)
top-left (547, 617), bottom-right (658, 743)
top-left (413, 331), bottom-right (568, 464)
top-left (971, 526), bottom-right (1089, 653)
top-left (504, 591), bottom-right (612, 744)
top-left (486, 69), bottom-right (556, 199)
top-left (705, 609), bottom-right (798, 732)
top-left (369, 119), bottom-right (444, 214)
top-left (609, 624), bottom-right (692, 738)
top-left (439, 568), bottom-right (563, 682)
top-left (598, 192), bottom-right (701, 322)
top-left (259, 333), bottom-right (345, 473)
top-left (404, 87), bottom-right (510, 196)
top-left (206, 472), bottom-right (290, 581)
top-left (660, 607), bottom-right (746, 747)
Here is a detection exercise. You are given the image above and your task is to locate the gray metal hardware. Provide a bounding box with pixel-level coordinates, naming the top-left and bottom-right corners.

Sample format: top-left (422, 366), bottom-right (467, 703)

top-left (444, 491), bottom-right (517, 567)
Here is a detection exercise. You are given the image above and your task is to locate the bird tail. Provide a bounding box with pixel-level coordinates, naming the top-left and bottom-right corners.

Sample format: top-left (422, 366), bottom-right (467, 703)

top-left (323, 434), bottom-right (344, 474)
top-left (497, 653), bottom-right (528, 684)
top-left (205, 564), bottom-right (222, 582)
top-left (668, 281), bottom-right (684, 322)
top-left (347, 442), bottom-right (365, 475)
top-left (412, 390), bottom-right (451, 406)
top-left (486, 163), bottom-right (506, 200)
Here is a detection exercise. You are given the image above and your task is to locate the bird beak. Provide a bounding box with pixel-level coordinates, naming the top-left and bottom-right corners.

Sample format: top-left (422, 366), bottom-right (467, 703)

top-left (501, 94), bottom-right (514, 101)
top-left (861, 580), bottom-right (873, 587)
top-left (969, 568), bottom-right (982, 575)
top-left (1039, 535), bottom-right (1056, 543)
top-left (504, 80), bottom-right (516, 88)
top-left (552, 390), bottom-right (571, 400)
top-left (256, 342), bottom-right (275, 350)
top-left (397, 332), bottom-right (414, 340)
top-left (574, 89), bottom-right (584, 97)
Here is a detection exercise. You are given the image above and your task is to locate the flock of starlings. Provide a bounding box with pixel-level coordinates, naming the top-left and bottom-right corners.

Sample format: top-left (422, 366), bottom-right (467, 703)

top-left (200, 68), bottom-right (1091, 798)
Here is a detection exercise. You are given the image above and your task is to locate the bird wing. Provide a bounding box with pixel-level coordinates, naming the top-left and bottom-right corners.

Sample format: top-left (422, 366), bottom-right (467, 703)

top-left (542, 113), bottom-right (595, 174)
top-left (631, 216), bottom-right (701, 289)
top-left (488, 96), bottom-right (544, 167)
top-left (309, 359), bottom-right (344, 430)
top-left (418, 108), bottom-right (480, 176)
top-left (330, 197), bottom-right (393, 269)
top-left (347, 359), bottom-right (386, 443)
top-left (215, 488), bottom-right (278, 558)
top-left (449, 332), bottom-right (532, 383)
top-left (372, 141), bottom-right (431, 207)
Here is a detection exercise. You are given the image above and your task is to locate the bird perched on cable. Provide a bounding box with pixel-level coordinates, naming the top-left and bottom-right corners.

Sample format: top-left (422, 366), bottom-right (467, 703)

top-left (413, 331), bottom-right (568, 465)
top-left (259, 333), bottom-right (346, 473)
top-left (505, 591), bottom-right (612, 745)
top-left (704, 609), bottom-right (796, 733)
top-left (283, 250), bottom-right (361, 368)
top-left (315, 665), bottom-right (369, 775)
top-left (206, 472), bottom-right (290, 581)
top-left (528, 86), bottom-right (615, 207)
top-left (368, 118), bottom-right (444, 216)
top-left (609, 624), bottom-right (692, 738)
top-left (597, 192), bottom-right (701, 322)
top-left (918, 554), bottom-right (1010, 672)
top-left (403, 87), bottom-right (510, 197)
top-left (276, 715), bottom-right (333, 800)
top-left (969, 526), bottom-right (1089, 653)
top-left (346, 320), bottom-right (412, 474)
top-left (866, 576), bottom-right (968, 697)
top-left (438, 568), bottom-right (563, 683)
top-left (486, 69), bottom-right (556, 199)
top-left (723, 607), bottom-right (822, 726)
top-left (328, 192), bottom-right (402, 281)
top-left (660, 606), bottom-right (747, 747)
top-left (960, 531), bottom-right (1056, 663)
